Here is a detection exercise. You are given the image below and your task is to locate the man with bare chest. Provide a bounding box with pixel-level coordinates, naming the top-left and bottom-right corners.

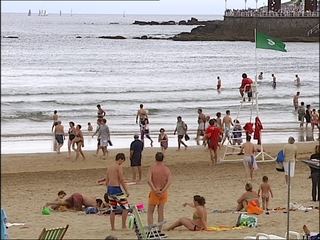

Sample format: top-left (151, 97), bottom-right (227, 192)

top-left (147, 152), bottom-right (171, 231)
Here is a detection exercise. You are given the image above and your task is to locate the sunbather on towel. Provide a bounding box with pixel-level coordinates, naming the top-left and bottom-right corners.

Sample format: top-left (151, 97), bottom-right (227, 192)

top-left (165, 195), bottom-right (207, 231)
top-left (43, 193), bottom-right (99, 211)
top-left (303, 225), bottom-right (320, 240)
top-left (236, 183), bottom-right (260, 211)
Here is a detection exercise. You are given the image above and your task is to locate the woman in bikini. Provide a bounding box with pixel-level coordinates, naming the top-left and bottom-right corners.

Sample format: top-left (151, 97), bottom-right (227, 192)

top-left (165, 195), bottom-right (207, 231)
top-left (74, 124), bottom-right (85, 161)
top-left (67, 121), bottom-right (76, 159)
top-left (158, 128), bottom-right (168, 153)
top-left (236, 182), bottom-right (260, 211)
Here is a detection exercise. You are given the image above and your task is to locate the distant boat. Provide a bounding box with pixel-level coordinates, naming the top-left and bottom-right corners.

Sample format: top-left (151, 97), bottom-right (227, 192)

top-left (123, 11), bottom-right (125, 17)
top-left (28, 9), bottom-right (31, 16)
top-left (59, 10), bottom-right (62, 16)
top-left (44, 10), bottom-right (48, 16)
top-left (71, 9), bottom-right (73, 16)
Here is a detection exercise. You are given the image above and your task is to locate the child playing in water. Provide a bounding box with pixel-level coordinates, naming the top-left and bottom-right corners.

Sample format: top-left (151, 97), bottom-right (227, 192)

top-left (258, 176), bottom-right (273, 210)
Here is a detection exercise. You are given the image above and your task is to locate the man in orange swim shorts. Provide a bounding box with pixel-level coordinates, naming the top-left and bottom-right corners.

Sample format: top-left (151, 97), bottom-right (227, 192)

top-left (147, 152), bottom-right (172, 231)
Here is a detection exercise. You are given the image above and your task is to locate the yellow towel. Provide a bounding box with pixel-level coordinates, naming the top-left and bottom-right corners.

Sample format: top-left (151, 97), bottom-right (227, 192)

top-left (205, 226), bottom-right (246, 232)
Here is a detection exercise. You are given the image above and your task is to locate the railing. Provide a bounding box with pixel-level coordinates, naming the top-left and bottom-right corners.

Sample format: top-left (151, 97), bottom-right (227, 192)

top-left (224, 11), bottom-right (320, 17)
top-left (307, 23), bottom-right (320, 36)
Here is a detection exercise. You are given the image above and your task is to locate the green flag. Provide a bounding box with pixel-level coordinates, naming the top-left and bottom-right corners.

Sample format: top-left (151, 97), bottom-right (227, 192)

top-left (256, 31), bottom-right (287, 52)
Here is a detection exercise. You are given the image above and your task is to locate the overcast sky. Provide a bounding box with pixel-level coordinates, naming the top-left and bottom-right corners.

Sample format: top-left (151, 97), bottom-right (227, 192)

top-left (1, 0), bottom-right (289, 15)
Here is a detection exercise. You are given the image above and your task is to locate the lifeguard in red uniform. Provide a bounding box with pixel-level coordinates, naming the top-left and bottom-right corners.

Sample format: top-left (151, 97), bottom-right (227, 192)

top-left (239, 73), bottom-right (253, 102)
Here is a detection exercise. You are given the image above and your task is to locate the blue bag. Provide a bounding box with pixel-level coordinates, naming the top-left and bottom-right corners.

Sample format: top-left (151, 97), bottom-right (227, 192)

top-left (276, 150), bottom-right (284, 163)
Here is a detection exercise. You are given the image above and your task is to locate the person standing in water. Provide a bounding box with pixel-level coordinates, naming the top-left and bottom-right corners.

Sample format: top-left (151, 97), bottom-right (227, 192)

top-left (217, 76), bottom-right (222, 91)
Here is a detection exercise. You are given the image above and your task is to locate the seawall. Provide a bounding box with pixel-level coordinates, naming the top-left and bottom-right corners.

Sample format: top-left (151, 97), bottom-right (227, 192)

top-left (172, 16), bottom-right (320, 42)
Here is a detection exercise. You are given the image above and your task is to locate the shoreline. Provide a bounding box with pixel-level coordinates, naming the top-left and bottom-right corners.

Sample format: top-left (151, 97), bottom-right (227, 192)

top-left (1, 129), bottom-right (318, 155)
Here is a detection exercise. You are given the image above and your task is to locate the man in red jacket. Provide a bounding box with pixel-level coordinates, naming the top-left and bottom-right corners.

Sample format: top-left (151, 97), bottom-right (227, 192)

top-left (239, 73), bottom-right (253, 102)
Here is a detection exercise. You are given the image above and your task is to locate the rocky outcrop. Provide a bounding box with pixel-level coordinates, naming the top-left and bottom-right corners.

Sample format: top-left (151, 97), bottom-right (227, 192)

top-left (98, 36), bottom-right (126, 39)
top-left (172, 17), bottom-right (320, 42)
top-left (3, 36), bottom-right (19, 38)
top-left (132, 17), bottom-right (210, 26)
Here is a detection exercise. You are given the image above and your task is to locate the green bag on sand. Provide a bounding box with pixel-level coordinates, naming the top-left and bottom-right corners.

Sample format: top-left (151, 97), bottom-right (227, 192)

top-left (236, 213), bottom-right (258, 228)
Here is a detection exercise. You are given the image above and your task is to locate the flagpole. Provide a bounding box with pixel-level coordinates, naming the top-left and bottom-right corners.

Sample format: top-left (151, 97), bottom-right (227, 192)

top-left (254, 28), bottom-right (264, 160)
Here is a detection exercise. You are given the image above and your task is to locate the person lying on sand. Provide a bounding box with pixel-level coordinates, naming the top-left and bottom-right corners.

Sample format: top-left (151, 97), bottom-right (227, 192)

top-left (43, 193), bottom-right (99, 211)
top-left (165, 195), bottom-right (207, 231)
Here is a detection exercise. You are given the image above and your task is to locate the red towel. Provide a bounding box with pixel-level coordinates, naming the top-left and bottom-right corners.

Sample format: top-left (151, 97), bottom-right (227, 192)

top-left (254, 117), bottom-right (263, 145)
top-left (243, 122), bottom-right (254, 135)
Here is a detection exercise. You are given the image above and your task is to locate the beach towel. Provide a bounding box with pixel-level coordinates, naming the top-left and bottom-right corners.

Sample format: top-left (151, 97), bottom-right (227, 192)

top-left (205, 225), bottom-right (246, 232)
top-left (247, 201), bottom-right (264, 215)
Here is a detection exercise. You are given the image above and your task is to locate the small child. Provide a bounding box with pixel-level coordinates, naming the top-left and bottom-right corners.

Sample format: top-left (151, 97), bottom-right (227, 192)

top-left (258, 176), bottom-right (273, 210)
top-left (51, 190), bottom-right (67, 210)
top-left (87, 122), bottom-right (93, 131)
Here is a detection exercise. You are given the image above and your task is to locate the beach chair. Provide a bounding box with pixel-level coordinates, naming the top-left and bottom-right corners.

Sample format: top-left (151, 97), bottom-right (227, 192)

top-left (38, 224), bottom-right (69, 240)
top-left (130, 205), bottom-right (167, 240)
top-left (244, 231), bottom-right (301, 239)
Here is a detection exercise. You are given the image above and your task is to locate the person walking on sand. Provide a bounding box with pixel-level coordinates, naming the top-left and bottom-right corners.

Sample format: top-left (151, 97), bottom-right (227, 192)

top-left (240, 135), bottom-right (257, 181)
top-left (130, 134), bottom-right (144, 182)
top-left (147, 152), bottom-right (172, 232)
top-left (257, 176), bottom-right (273, 210)
top-left (140, 117), bottom-right (153, 147)
top-left (67, 121), bottom-right (76, 159)
top-left (98, 118), bottom-right (111, 160)
top-left (74, 124), bottom-right (85, 161)
top-left (203, 119), bottom-right (223, 165)
top-left (174, 116), bottom-right (188, 151)
top-left (51, 110), bottom-right (59, 132)
top-left (196, 109), bottom-right (206, 145)
top-left (105, 153), bottom-right (130, 231)
top-left (92, 119), bottom-right (102, 157)
top-left (283, 136), bottom-right (297, 187)
top-left (221, 110), bottom-right (234, 145)
top-left (54, 121), bottom-right (65, 154)
top-left (158, 128), bottom-right (168, 153)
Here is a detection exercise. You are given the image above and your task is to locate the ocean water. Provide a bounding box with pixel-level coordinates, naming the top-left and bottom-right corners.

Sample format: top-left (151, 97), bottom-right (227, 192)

top-left (1, 13), bottom-right (319, 154)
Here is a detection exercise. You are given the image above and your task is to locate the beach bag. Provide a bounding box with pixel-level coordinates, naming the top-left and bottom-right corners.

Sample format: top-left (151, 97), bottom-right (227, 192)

top-left (236, 213), bottom-right (258, 228)
top-left (184, 134), bottom-right (190, 141)
top-left (276, 161), bottom-right (285, 172)
top-left (276, 150), bottom-right (284, 163)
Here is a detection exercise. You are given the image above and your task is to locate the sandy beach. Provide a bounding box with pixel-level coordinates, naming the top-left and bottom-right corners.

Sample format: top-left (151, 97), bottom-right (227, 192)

top-left (1, 141), bottom-right (319, 239)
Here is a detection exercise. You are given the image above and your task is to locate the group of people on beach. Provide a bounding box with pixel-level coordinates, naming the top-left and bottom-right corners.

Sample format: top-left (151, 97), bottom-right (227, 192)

top-left (42, 142), bottom-right (320, 237)
top-left (293, 91), bottom-right (320, 138)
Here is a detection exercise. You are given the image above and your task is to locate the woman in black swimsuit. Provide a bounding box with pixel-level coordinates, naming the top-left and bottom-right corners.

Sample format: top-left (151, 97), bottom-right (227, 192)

top-left (67, 121), bottom-right (76, 159)
top-left (74, 124), bottom-right (85, 161)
